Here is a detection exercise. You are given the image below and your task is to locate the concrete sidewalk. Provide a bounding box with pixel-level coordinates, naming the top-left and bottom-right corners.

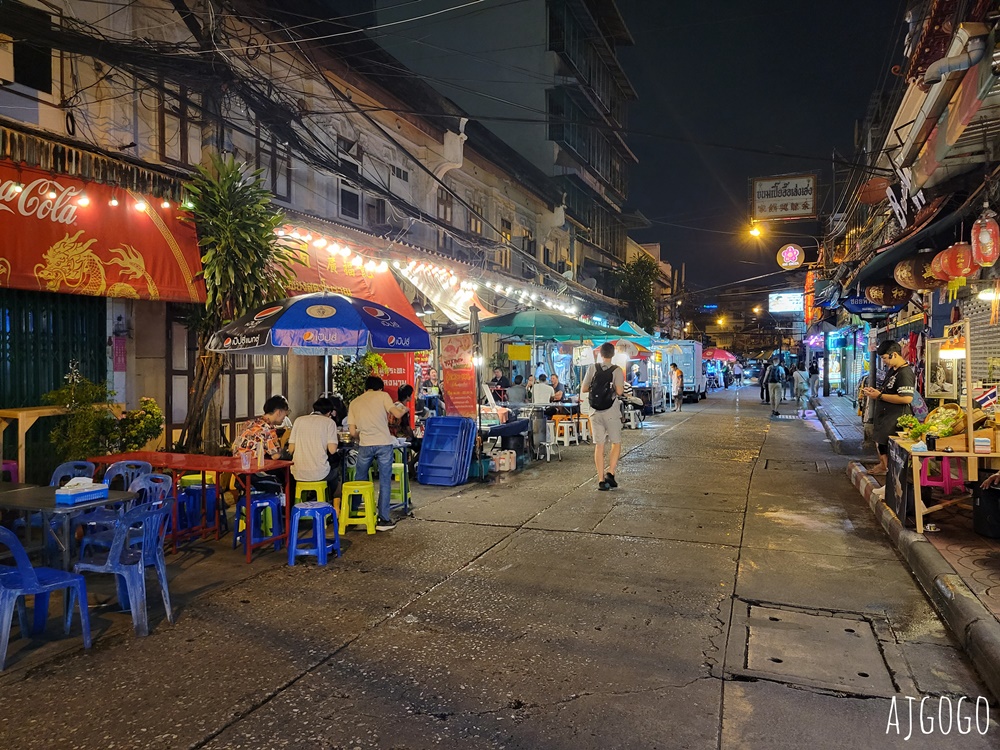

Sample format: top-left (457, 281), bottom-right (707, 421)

top-left (811, 392), bottom-right (871, 455)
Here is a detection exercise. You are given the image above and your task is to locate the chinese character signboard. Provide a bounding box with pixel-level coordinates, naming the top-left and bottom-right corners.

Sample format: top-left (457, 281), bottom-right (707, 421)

top-left (752, 174), bottom-right (817, 221)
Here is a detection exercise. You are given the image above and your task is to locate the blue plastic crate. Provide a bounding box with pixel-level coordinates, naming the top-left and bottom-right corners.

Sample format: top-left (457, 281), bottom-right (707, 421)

top-left (55, 485), bottom-right (109, 505)
top-left (418, 417), bottom-right (477, 486)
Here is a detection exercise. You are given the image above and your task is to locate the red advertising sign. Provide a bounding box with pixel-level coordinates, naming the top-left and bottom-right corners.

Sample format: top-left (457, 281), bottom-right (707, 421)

top-left (440, 333), bottom-right (478, 418)
top-left (0, 162), bottom-right (203, 302)
top-left (112, 336), bottom-right (127, 372)
top-left (380, 352), bottom-right (415, 401)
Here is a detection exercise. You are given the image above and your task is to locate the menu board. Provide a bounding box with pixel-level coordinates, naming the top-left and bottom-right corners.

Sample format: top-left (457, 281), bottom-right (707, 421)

top-left (440, 334), bottom-right (478, 418)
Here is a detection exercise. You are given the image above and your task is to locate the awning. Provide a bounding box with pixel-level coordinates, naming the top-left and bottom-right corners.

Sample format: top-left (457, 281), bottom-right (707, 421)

top-left (0, 161), bottom-right (203, 302)
top-left (279, 224), bottom-right (422, 326)
top-left (850, 182), bottom-right (991, 288)
top-left (393, 263), bottom-right (493, 326)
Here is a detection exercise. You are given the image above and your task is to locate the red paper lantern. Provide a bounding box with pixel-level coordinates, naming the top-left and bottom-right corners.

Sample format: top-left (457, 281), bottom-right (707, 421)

top-left (859, 177), bottom-right (891, 205)
top-left (972, 207), bottom-right (1000, 267)
top-left (930, 250), bottom-right (951, 280)
top-left (865, 282), bottom-right (911, 307)
top-left (941, 241), bottom-right (979, 278)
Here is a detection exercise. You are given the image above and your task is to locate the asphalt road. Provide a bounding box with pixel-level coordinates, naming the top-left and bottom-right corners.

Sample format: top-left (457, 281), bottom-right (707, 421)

top-left (1, 387), bottom-right (996, 748)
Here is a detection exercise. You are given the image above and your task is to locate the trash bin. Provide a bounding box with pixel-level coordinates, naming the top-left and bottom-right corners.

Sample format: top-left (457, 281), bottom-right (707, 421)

top-left (974, 486), bottom-right (1000, 538)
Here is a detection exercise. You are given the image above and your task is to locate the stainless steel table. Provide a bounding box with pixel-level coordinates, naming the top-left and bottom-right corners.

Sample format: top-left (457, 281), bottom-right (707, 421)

top-left (0, 482), bottom-right (135, 570)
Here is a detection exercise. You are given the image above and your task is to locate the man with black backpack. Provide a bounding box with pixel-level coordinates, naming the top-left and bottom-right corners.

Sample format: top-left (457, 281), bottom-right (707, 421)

top-left (766, 358), bottom-right (785, 417)
top-left (582, 342), bottom-right (625, 491)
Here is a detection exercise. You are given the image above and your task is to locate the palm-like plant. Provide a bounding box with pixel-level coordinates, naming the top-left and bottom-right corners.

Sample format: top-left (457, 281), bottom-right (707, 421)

top-left (177, 155), bottom-right (299, 453)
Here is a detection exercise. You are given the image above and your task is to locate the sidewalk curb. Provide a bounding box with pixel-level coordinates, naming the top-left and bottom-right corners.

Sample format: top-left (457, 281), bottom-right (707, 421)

top-left (810, 397), bottom-right (866, 455)
top-left (846, 460), bottom-right (1000, 701)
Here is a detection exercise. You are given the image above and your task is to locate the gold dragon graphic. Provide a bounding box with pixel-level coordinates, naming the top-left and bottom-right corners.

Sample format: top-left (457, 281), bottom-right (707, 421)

top-left (33, 230), bottom-right (159, 299)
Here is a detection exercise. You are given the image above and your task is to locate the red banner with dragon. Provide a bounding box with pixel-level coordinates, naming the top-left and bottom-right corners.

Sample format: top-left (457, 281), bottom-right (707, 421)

top-left (0, 162), bottom-right (203, 302)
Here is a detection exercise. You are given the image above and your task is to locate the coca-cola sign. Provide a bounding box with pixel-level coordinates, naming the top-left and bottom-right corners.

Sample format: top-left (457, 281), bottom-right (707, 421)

top-left (0, 178), bottom-right (81, 225)
top-left (0, 161), bottom-right (203, 302)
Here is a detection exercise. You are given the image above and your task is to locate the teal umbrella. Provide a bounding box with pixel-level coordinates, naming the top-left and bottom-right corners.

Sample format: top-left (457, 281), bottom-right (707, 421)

top-left (480, 310), bottom-right (622, 339)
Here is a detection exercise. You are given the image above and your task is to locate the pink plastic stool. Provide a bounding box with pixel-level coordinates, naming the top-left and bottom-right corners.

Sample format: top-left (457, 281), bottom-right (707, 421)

top-left (1, 460), bottom-right (16, 483)
top-left (919, 456), bottom-right (965, 495)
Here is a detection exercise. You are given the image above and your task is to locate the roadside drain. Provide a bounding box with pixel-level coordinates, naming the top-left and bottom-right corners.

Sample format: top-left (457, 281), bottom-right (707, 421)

top-left (763, 459), bottom-right (831, 472)
top-left (725, 600), bottom-right (915, 698)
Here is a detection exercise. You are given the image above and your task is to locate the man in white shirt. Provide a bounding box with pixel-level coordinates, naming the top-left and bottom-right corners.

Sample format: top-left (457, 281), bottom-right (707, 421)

top-left (347, 376), bottom-right (408, 531)
top-left (582, 342), bottom-right (625, 491)
top-left (532, 374), bottom-right (555, 405)
top-left (288, 396), bottom-right (340, 506)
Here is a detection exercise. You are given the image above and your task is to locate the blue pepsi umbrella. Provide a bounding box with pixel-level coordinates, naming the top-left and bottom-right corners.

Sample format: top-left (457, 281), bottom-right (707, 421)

top-left (207, 292), bottom-right (431, 356)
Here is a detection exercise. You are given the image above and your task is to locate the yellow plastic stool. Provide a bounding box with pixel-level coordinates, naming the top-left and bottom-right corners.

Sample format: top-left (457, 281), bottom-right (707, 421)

top-left (179, 472), bottom-right (216, 488)
top-left (345, 466), bottom-right (373, 482)
top-left (294, 480), bottom-right (327, 505)
top-left (340, 481), bottom-right (376, 535)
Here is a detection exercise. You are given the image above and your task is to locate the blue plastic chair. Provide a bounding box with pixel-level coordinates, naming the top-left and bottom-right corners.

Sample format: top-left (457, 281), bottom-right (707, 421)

top-left (78, 473), bottom-right (173, 561)
top-left (50, 461), bottom-right (96, 487)
top-left (74, 500), bottom-right (174, 637)
top-left (76, 460), bottom-right (154, 534)
top-left (103, 460), bottom-right (152, 491)
top-left (0, 527), bottom-right (92, 670)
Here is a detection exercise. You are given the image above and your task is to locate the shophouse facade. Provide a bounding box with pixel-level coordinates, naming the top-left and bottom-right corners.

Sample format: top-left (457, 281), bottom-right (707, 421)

top-left (0, 0), bottom-right (623, 480)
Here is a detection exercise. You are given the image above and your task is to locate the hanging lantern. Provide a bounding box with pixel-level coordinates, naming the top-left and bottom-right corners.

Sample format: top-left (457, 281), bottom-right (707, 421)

top-left (893, 255), bottom-right (947, 291)
top-left (941, 242), bottom-right (979, 278)
top-left (930, 250), bottom-right (951, 280)
top-left (865, 282), bottom-right (911, 307)
top-left (971, 204), bottom-right (1000, 267)
top-left (858, 177), bottom-right (891, 205)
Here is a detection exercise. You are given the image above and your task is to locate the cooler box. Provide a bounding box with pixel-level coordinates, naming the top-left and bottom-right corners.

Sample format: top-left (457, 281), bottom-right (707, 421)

top-left (55, 483), bottom-right (109, 505)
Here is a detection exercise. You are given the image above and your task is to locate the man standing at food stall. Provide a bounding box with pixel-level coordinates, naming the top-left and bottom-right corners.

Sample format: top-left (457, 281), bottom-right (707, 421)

top-left (288, 396), bottom-right (340, 508)
top-left (583, 342), bottom-right (625, 491)
top-left (861, 341), bottom-right (915, 476)
top-left (348, 376), bottom-right (408, 530)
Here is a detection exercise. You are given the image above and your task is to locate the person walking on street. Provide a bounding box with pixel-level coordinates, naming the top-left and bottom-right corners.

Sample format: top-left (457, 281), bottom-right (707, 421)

top-left (582, 342), bottom-right (625, 491)
top-left (808, 360), bottom-right (820, 398)
top-left (347, 376), bottom-right (408, 530)
top-left (792, 362), bottom-right (810, 418)
top-left (766, 358), bottom-right (785, 417)
top-left (670, 362), bottom-right (684, 411)
top-left (861, 341), bottom-right (915, 476)
top-left (733, 362), bottom-right (743, 387)
top-left (760, 362), bottom-right (772, 404)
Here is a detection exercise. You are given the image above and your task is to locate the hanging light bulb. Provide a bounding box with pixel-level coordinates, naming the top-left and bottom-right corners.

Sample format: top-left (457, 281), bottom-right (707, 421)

top-left (313, 237), bottom-right (328, 248)
top-left (46, 189), bottom-right (57, 200)
top-left (109, 196), bottom-right (119, 207)
top-left (276, 228), bottom-right (286, 236)
top-left (377, 261), bottom-right (389, 273)
top-left (339, 245), bottom-right (352, 258)
top-left (161, 199), bottom-right (171, 209)
top-left (134, 200), bottom-right (147, 212)
top-left (76, 194), bottom-right (90, 207)
top-left (291, 230), bottom-right (301, 239)
top-left (351, 255), bottom-right (364, 267)
top-left (365, 260), bottom-right (377, 272)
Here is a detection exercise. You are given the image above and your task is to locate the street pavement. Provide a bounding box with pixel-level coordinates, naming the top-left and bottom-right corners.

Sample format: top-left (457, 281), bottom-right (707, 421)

top-left (1, 387), bottom-right (997, 749)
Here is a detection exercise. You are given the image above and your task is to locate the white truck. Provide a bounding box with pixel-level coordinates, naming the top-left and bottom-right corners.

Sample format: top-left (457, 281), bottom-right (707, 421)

top-left (654, 340), bottom-right (707, 403)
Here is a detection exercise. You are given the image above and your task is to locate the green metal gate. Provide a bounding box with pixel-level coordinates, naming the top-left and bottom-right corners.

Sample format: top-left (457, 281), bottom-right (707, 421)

top-left (0, 289), bottom-right (107, 483)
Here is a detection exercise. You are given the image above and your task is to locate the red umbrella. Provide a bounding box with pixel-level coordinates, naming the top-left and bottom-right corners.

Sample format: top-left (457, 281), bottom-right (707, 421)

top-left (703, 347), bottom-right (737, 362)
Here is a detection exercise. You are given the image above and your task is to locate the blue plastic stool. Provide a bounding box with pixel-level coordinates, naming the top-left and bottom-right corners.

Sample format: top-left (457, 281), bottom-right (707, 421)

top-left (287, 501), bottom-right (340, 566)
top-left (232, 494), bottom-right (283, 552)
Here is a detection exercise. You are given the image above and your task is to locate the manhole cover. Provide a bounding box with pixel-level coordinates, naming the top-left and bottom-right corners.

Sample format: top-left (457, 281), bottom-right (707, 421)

top-left (763, 460), bottom-right (830, 472)
top-left (725, 602), bottom-right (910, 697)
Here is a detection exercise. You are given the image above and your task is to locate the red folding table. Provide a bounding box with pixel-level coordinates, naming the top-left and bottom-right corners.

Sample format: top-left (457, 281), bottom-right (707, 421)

top-left (89, 451), bottom-right (292, 563)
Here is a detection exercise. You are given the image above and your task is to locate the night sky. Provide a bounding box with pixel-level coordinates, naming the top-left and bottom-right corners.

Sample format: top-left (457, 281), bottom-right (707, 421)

top-left (616, 0), bottom-right (907, 291)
